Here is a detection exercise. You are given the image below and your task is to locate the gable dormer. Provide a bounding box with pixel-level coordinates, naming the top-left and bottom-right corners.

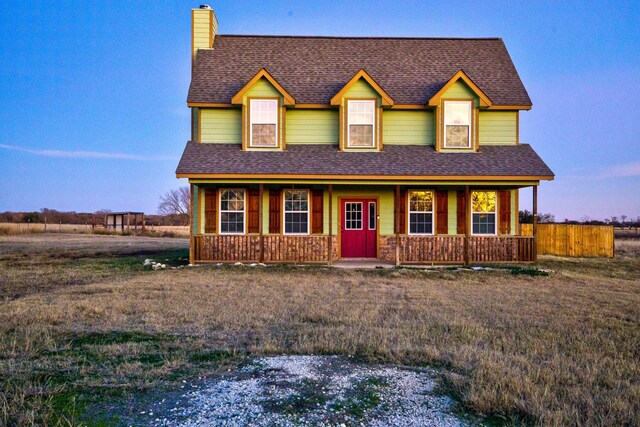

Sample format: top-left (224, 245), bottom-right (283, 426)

top-left (429, 70), bottom-right (492, 152)
top-left (331, 70), bottom-right (393, 151)
top-left (232, 69), bottom-right (295, 151)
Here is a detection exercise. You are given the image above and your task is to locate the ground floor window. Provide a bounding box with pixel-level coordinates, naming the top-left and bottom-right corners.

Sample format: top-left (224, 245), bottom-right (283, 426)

top-left (220, 189), bottom-right (245, 234)
top-left (283, 189), bottom-right (309, 234)
top-left (408, 190), bottom-right (434, 234)
top-left (472, 191), bottom-right (496, 235)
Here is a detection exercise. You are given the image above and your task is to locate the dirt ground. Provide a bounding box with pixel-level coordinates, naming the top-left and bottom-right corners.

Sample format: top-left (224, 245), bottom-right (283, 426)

top-left (1, 234), bottom-right (638, 426)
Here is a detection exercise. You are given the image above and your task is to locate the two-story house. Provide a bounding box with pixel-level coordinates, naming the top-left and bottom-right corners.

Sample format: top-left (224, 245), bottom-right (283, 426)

top-left (177, 5), bottom-right (554, 265)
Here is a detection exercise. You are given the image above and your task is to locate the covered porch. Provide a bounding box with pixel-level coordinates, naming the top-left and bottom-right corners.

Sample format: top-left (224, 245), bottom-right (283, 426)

top-left (187, 181), bottom-right (540, 265)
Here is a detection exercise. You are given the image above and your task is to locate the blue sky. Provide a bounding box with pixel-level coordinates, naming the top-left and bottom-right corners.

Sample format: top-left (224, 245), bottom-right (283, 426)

top-left (0, 0), bottom-right (638, 220)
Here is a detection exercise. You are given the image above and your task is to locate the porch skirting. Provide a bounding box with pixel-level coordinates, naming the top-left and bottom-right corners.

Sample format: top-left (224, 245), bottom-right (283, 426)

top-left (192, 235), bottom-right (535, 264)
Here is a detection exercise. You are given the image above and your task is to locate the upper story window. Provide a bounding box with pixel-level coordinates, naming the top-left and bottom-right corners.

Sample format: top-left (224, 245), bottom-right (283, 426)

top-left (283, 190), bottom-right (309, 234)
top-left (472, 191), bottom-right (496, 235)
top-left (444, 100), bottom-right (472, 149)
top-left (347, 100), bottom-right (375, 148)
top-left (408, 190), bottom-right (434, 235)
top-left (249, 99), bottom-right (278, 147)
top-left (219, 189), bottom-right (245, 234)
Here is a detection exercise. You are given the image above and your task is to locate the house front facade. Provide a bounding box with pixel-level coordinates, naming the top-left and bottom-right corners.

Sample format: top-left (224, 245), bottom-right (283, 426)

top-left (177, 5), bottom-right (554, 265)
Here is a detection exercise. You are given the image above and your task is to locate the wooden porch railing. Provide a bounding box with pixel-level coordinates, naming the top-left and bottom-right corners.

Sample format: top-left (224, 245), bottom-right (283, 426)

top-left (193, 235), bottom-right (331, 263)
top-left (399, 235), bottom-right (535, 263)
top-left (193, 234), bottom-right (536, 264)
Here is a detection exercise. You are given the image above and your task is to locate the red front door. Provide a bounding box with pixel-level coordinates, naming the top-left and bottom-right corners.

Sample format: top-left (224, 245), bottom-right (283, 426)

top-left (341, 199), bottom-right (377, 258)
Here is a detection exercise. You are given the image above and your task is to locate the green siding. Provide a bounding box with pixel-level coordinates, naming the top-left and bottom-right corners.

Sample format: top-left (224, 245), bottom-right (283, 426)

top-left (287, 110), bottom-right (338, 145)
top-left (442, 80), bottom-right (478, 101)
top-left (330, 187), bottom-right (394, 235)
top-left (447, 190), bottom-right (458, 235)
top-left (383, 110), bottom-right (434, 145)
top-left (479, 111), bottom-right (517, 145)
top-left (200, 109), bottom-right (241, 143)
top-left (262, 190), bottom-right (269, 234)
top-left (243, 77), bottom-right (283, 102)
top-left (192, 107), bottom-right (199, 141)
top-left (342, 79), bottom-right (381, 101)
top-left (192, 186), bottom-right (199, 235)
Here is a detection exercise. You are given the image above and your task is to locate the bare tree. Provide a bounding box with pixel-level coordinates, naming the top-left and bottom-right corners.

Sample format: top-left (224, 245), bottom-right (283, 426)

top-left (158, 187), bottom-right (190, 226)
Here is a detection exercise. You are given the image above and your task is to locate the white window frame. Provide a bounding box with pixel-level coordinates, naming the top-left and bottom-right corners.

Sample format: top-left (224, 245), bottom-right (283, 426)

top-left (407, 190), bottom-right (435, 235)
top-left (249, 98), bottom-right (279, 148)
top-left (218, 188), bottom-right (246, 235)
top-left (347, 99), bottom-right (376, 148)
top-left (344, 202), bottom-right (364, 230)
top-left (471, 190), bottom-right (497, 236)
top-left (282, 189), bottom-right (310, 235)
top-left (443, 100), bottom-right (472, 149)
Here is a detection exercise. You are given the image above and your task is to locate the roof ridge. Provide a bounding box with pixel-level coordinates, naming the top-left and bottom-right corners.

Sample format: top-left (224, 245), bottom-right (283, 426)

top-left (217, 34), bottom-right (503, 41)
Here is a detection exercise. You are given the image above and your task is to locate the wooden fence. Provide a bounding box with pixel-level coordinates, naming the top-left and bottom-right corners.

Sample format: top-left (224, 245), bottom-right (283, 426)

top-left (521, 224), bottom-right (614, 257)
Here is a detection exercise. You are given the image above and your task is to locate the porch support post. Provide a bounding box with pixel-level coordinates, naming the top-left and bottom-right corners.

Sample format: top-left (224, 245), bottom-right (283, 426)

top-left (127, 213), bottom-right (130, 232)
top-left (464, 185), bottom-right (470, 265)
top-left (328, 184), bottom-right (333, 265)
top-left (259, 184), bottom-right (264, 263)
top-left (189, 183), bottom-right (195, 265)
top-left (395, 185), bottom-right (401, 266)
top-left (533, 184), bottom-right (538, 262)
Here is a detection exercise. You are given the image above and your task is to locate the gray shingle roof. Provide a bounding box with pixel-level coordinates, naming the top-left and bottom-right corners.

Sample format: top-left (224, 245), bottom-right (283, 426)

top-left (189, 36), bottom-right (532, 106)
top-left (176, 143), bottom-right (553, 178)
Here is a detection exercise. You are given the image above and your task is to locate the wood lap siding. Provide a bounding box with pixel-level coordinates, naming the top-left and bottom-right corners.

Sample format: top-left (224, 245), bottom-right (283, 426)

top-left (498, 190), bottom-right (511, 235)
top-left (436, 190), bottom-right (448, 235)
top-left (204, 189), bottom-right (217, 233)
top-left (269, 189), bottom-right (281, 234)
top-left (247, 189), bottom-right (260, 234)
top-left (457, 190), bottom-right (466, 234)
top-left (312, 190), bottom-right (323, 234)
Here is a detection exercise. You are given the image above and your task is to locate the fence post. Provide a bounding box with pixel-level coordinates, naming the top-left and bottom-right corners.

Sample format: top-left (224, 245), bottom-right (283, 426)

top-left (533, 185), bottom-right (538, 262)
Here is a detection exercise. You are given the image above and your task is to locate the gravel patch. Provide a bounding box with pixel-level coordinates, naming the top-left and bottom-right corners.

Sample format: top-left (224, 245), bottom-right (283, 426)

top-left (127, 355), bottom-right (481, 426)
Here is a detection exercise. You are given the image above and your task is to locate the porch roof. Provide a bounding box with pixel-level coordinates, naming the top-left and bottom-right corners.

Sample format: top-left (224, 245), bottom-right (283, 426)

top-left (176, 143), bottom-right (554, 180)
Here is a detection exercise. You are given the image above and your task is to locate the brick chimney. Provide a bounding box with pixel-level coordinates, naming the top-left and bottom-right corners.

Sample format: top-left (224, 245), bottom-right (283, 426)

top-left (192, 4), bottom-right (218, 67)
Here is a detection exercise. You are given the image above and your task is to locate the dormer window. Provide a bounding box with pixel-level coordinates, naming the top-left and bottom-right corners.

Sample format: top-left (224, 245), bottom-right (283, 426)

top-left (347, 100), bottom-right (375, 148)
top-left (249, 99), bottom-right (278, 147)
top-left (443, 100), bottom-right (472, 149)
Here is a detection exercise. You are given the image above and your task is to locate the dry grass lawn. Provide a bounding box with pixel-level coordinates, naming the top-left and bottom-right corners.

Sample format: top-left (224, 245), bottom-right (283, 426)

top-left (1, 234), bottom-right (639, 426)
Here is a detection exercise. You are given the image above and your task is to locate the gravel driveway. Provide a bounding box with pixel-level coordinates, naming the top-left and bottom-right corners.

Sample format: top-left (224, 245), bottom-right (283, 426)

top-left (126, 355), bottom-right (481, 426)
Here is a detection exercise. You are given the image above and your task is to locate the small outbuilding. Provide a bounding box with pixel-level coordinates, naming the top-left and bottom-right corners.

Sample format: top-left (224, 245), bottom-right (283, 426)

top-left (104, 212), bottom-right (145, 232)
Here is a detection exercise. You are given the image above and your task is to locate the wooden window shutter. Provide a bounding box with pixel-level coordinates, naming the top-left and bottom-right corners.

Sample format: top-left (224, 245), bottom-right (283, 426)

top-left (311, 190), bottom-right (323, 234)
top-left (498, 190), bottom-right (511, 235)
top-left (435, 190), bottom-right (448, 235)
top-left (204, 188), bottom-right (217, 233)
top-left (456, 190), bottom-right (466, 235)
top-left (269, 189), bottom-right (281, 234)
top-left (396, 190), bottom-right (407, 234)
top-left (247, 189), bottom-right (260, 234)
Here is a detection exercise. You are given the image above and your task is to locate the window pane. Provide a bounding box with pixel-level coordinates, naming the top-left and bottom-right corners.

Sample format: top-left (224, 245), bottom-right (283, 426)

top-left (250, 100), bottom-right (277, 123)
top-left (285, 213), bottom-right (308, 234)
top-left (444, 102), bottom-right (470, 125)
top-left (409, 191), bottom-right (433, 212)
top-left (473, 213), bottom-right (496, 235)
top-left (349, 125), bottom-right (373, 147)
top-left (221, 212), bottom-right (244, 233)
top-left (445, 125), bottom-right (469, 148)
top-left (348, 101), bottom-right (374, 124)
top-left (252, 124), bottom-right (276, 146)
top-left (410, 213), bottom-right (433, 234)
top-left (345, 202), bottom-right (362, 229)
top-left (472, 191), bottom-right (496, 213)
top-left (369, 202), bottom-right (376, 230)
